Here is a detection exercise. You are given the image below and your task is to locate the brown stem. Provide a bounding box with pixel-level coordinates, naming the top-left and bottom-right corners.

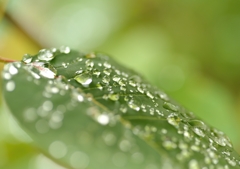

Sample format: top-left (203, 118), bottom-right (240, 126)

top-left (0, 56), bottom-right (17, 63)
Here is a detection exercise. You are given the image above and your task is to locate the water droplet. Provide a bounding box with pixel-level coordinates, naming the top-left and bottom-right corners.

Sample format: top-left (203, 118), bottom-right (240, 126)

top-left (129, 80), bottom-right (137, 87)
top-left (42, 100), bottom-right (53, 111)
top-left (59, 46), bottom-right (70, 54)
top-left (102, 75), bottom-right (110, 84)
top-left (49, 140), bottom-right (67, 159)
top-left (70, 151), bottom-right (89, 169)
top-left (85, 59), bottom-right (94, 68)
top-left (86, 52), bottom-right (96, 58)
top-left (102, 131), bottom-right (116, 146)
top-left (8, 64), bottom-right (18, 75)
top-left (22, 54), bottom-right (32, 63)
top-left (118, 78), bottom-right (126, 86)
top-left (163, 102), bottom-right (179, 112)
top-left (149, 108), bottom-right (155, 115)
top-left (97, 114), bottom-right (110, 125)
top-left (131, 152), bottom-right (144, 164)
top-left (96, 82), bottom-right (103, 90)
top-left (189, 120), bottom-right (207, 137)
top-left (2, 72), bottom-right (11, 80)
top-left (38, 49), bottom-right (54, 61)
top-left (210, 129), bottom-right (232, 147)
top-left (72, 90), bottom-right (84, 102)
top-left (32, 62), bottom-right (57, 79)
top-left (23, 108), bottom-right (37, 122)
top-left (156, 91), bottom-right (169, 101)
top-left (117, 86), bottom-right (125, 92)
top-left (93, 69), bottom-right (101, 77)
top-left (6, 81), bottom-right (15, 92)
top-left (162, 140), bottom-right (177, 150)
top-left (112, 152), bottom-right (127, 167)
top-left (108, 93), bottom-right (119, 101)
top-left (103, 68), bottom-right (112, 76)
top-left (146, 91), bottom-right (154, 99)
top-left (119, 140), bottom-right (131, 152)
top-left (103, 62), bottom-right (111, 68)
top-left (74, 71), bottom-right (92, 87)
top-left (128, 100), bottom-right (140, 111)
top-left (120, 105), bottom-right (127, 113)
top-left (137, 86), bottom-right (144, 93)
top-left (167, 113), bottom-right (181, 127)
top-left (113, 75), bottom-right (121, 82)
top-left (188, 159), bottom-right (200, 169)
top-left (35, 119), bottom-right (49, 134)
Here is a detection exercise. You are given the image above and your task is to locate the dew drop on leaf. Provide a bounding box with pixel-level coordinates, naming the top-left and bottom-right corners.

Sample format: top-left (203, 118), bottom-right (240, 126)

top-left (163, 102), bottom-right (179, 112)
top-left (38, 49), bottom-right (55, 61)
top-left (74, 71), bottom-right (92, 87)
top-left (128, 100), bottom-right (140, 111)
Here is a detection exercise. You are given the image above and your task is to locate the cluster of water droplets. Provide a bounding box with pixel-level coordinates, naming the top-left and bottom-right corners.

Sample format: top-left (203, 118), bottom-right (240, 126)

top-left (2, 46), bottom-right (240, 168)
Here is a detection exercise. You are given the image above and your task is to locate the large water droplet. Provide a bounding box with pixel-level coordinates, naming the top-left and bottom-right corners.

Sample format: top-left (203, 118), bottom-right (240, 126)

top-left (38, 49), bottom-right (54, 61)
top-left (32, 62), bottom-right (57, 79)
top-left (163, 102), bottom-right (179, 112)
top-left (189, 120), bottom-right (207, 137)
top-left (74, 71), bottom-right (92, 87)
top-left (210, 129), bottom-right (232, 147)
top-left (167, 113), bottom-right (181, 127)
top-left (22, 54), bottom-right (32, 63)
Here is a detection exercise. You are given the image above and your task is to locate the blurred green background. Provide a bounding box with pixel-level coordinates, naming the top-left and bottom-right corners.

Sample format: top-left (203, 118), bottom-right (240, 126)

top-left (1, 0), bottom-right (240, 168)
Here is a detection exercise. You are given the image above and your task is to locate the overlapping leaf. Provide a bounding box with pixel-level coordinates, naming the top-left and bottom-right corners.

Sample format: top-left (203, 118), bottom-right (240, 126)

top-left (2, 47), bottom-right (240, 169)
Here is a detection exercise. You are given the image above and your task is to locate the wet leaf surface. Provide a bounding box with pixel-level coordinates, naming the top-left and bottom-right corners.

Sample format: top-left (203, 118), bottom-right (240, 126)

top-left (2, 47), bottom-right (240, 169)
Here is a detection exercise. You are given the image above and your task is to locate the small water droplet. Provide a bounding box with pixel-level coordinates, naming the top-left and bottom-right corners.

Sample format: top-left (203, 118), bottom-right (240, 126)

top-left (156, 91), bottom-right (169, 101)
top-left (70, 151), bottom-right (89, 169)
top-left (74, 71), bottom-right (92, 87)
top-left (129, 80), bottom-right (137, 87)
top-left (128, 100), bottom-right (140, 111)
top-left (85, 59), bottom-right (94, 68)
top-left (96, 82), bottom-right (103, 90)
top-left (97, 114), bottom-right (110, 125)
top-left (103, 62), bottom-right (111, 68)
top-left (149, 108), bottom-right (154, 115)
top-left (22, 54), bottom-right (32, 63)
top-left (86, 52), bottom-right (96, 58)
top-left (6, 81), bottom-right (15, 92)
top-left (60, 46), bottom-right (70, 54)
top-left (210, 129), bottom-right (232, 147)
top-left (162, 140), bottom-right (177, 150)
top-left (188, 159), bottom-right (200, 169)
top-left (103, 68), bottom-right (112, 76)
top-left (120, 86), bottom-right (126, 91)
top-left (93, 69), bottom-right (101, 77)
top-left (23, 108), bottom-right (37, 122)
top-left (167, 113), bottom-right (181, 127)
top-left (146, 91), bottom-right (154, 99)
top-left (163, 102), bottom-right (179, 112)
top-left (8, 63), bottom-right (18, 75)
top-left (108, 93), bottom-right (119, 101)
top-left (49, 140), bottom-right (67, 159)
top-left (137, 86), bottom-right (144, 93)
top-left (38, 49), bottom-right (54, 61)
top-left (120, 105), bottom-right (127, 113)
top-left (113, 75), bottom-right (121, 82)
top-left (118, 79), bottom-right (126, 86)
top-left (102, 75), bottom-right (110, 84)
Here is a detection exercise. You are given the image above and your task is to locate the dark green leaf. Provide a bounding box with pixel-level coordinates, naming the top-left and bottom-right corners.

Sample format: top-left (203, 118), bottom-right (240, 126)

top-left (2, 47), bottom-right (240, 169)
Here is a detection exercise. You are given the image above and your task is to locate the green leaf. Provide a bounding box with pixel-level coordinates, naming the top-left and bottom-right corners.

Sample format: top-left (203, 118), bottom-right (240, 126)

top-left (2, 47), bottom-right (240, 169)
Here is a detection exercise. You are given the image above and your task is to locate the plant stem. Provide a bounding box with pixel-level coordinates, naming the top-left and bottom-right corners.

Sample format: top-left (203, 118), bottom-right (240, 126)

top-left (0, 56), bottom-right (16, 63)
